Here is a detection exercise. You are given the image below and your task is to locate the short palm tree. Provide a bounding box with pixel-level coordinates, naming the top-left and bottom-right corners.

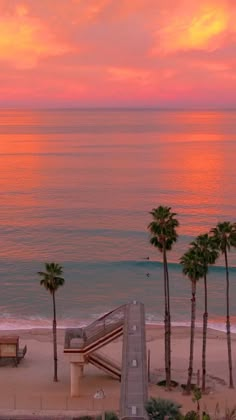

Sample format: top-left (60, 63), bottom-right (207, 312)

top-left (148, 205), bottom-right (179, 388)
top-left (38, 262), bottom-right (65, 382)
top-left (191, 234), bottom-right (219, 392)
top-left (180, 248), bottom-right (205, 394)
top-left (211, 222), bottom-right (236, 388)
top-left (145, 397), bottom-right (182, 420)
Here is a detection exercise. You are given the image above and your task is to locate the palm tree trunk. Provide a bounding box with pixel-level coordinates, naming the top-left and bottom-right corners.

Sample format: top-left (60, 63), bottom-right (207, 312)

top-left (186, 280), bottom-right (196, 394)
top-left (202, 274), bottom-right (208, 392)
top-left (52, 291), bottom-right (58, 382)
top-left (225, 250), bottom-right (234, 388)
top-left (164, 249), bottom-right (171, 388)
top-left (163, 249), bottom-right (170, 388)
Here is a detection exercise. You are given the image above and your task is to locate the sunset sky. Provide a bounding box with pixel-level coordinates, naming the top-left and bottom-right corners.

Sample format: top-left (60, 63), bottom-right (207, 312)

top-left (0, 0), bottom-right (236, 108)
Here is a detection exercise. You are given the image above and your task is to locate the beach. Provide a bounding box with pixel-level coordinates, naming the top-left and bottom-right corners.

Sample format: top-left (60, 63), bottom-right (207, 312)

top-left (0, 325), bottom-right (235, 417)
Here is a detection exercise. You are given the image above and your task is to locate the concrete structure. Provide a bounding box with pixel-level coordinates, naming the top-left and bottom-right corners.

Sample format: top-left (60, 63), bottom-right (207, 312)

top-left (70, 361), bottom-right (84, 397)
top-left (64, 305), bottom-right (125, 396)
top-left (0, 335), bottom-right (27, 366)
top-left (64, 301), bottom-right (148, 419)
top-left (120, 301), bottom-right (148, 419)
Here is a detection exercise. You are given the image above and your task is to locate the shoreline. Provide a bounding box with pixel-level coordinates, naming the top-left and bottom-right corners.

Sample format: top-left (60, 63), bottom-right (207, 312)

top-left (0, 318), bottom-right (234, 334)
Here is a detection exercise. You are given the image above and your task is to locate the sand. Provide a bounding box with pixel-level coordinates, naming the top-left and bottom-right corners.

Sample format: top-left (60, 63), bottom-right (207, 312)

top-left (0, 325), bottom-right (235, 417)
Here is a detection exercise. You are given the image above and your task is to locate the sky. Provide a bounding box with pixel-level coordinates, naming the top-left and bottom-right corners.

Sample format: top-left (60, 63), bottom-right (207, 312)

top-left (0, 0), bottom-right (236, 108)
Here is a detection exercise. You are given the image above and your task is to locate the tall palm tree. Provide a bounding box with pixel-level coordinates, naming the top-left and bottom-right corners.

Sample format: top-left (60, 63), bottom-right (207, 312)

top-left (38, 262), bottom-right (65, 382)
top-left (211, 222), bottom-right (236, 389)
top-left (191, 234), bottom-right (219, 392)
top-left (180, 248), bottom-right (205, 394)
top-left (148, 206), bottom-right (179, 388)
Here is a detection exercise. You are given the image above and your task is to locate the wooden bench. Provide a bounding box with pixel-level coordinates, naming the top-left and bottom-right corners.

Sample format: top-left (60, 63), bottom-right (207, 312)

top-left (0, 335), bottom-right (27, 366)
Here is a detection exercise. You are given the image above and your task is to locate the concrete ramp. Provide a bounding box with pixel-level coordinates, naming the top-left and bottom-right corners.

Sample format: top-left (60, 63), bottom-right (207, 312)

top-left (120, 301), bottom-right (148, 419)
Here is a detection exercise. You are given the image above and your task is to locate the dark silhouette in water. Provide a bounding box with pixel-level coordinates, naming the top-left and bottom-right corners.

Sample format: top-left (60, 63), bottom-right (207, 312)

top-left (146, 273), bottom-right (150, 277)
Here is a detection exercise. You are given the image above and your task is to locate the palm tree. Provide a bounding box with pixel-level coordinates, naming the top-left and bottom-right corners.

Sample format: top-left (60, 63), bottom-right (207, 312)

top-left (211, 222), bottom-right (236, 389)
top-left (190, 234), bottom-right (219, 392)
top-left (148, 206), bottom-right (179, 388)
top-left (180, 248), bottom-right (205, 394)
top-left (38, 262), bottom-right (65, 382)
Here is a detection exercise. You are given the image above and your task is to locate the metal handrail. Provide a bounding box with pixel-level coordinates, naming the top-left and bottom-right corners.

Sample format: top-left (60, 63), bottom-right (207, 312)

top-left (64, 304), bottom-right (126, 350)
top-left (84, 305), bottom-right (125, 334)
top-left (84, 319), bottom-right (123, 348)
top-left (83, 304), bottom-right (126, 344)
top-left (85, 303), bottom-right (126, 327)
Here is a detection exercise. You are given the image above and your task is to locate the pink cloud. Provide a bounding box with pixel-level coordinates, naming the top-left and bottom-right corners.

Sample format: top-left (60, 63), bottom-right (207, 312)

top-left (107, 67), bottom-right (151, 85)
top-left (0, 0), bottom-right (235, 107)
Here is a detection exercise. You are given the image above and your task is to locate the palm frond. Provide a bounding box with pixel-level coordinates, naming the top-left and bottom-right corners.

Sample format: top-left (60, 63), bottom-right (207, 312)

top-left (180, 248), bottom-right (206, 281)
top-left (210, 222), bottom-right (236, 253)
top-left (37, 262), bottom-right (65, 293)
top-left (190, 233), bottom-right (219, 269)
top-left (148, 205), bottom-right (179, 253)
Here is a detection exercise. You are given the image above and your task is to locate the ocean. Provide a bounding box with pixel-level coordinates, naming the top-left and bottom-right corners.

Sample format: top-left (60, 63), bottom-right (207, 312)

top-left (0, 109), bottom-right (235, 331)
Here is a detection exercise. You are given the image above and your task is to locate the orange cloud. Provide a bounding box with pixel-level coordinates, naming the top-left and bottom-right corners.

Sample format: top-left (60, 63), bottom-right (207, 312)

top-left (151, 2), bottom-right (229, 54)
top-left (15, 3), bottom-right (29, 17)
top-left (0, 3), bottom-right (73, 69)
top-left (70, 0), bottom-right (112, 24)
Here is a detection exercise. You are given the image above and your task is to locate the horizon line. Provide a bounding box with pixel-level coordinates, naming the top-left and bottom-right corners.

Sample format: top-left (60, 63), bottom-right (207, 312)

top-left (1, 106), bottom-right (236, 112)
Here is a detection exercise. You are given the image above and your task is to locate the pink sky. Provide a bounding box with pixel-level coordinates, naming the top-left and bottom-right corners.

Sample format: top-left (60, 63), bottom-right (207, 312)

top-left (0, 0), bottom-right (236, 108)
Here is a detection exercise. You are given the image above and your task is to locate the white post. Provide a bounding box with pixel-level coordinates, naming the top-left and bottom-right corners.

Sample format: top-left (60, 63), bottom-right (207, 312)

top-left (70, 362), bottom-right (83, 397)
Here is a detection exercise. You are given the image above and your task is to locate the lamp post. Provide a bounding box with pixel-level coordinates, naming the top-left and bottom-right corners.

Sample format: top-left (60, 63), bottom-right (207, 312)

top-left (94, 388), bottom-right (106, 420)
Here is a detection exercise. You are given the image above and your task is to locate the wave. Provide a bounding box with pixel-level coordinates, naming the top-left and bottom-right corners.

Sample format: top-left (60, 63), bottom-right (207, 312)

top-left (79, 259), bottom-right (236, 272)
top-left (0, 313), bottom-right (235, 334)
top-left (138, 260), bottom-right (236, 271)
top-left (0, 257), bottom-right (235, 272)
top-left (145, 318), bottom-right (232, 333)
top-left (0, 316), bottom-right (88, 331)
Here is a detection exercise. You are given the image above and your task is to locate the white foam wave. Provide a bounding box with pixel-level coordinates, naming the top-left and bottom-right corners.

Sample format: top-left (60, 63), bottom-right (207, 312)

top-left (0, 317), bottom-right (87, 331)
top-left (0, 314), bottom-right (235, 334)
top-left (145, 313), bottom-right (236, 333)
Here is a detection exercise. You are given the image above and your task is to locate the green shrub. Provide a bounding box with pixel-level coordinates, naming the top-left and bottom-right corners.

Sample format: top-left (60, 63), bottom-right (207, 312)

top-left (105, 412), bottom-right (119, 420)
top-left (157, 379), bottom-right (179, 388)
top-left (183, 410), bottom-right (199, 420)
top-left (95, 412), bottom-right (119, 420)
top-left (145, 397), bottom-right (182, 419)
top-left (202, 412), bottom-right (211, 420)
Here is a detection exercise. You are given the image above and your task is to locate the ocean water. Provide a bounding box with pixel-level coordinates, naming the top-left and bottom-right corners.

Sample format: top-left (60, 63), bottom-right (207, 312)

top-left (0, 109), bottom-right (235, 331)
